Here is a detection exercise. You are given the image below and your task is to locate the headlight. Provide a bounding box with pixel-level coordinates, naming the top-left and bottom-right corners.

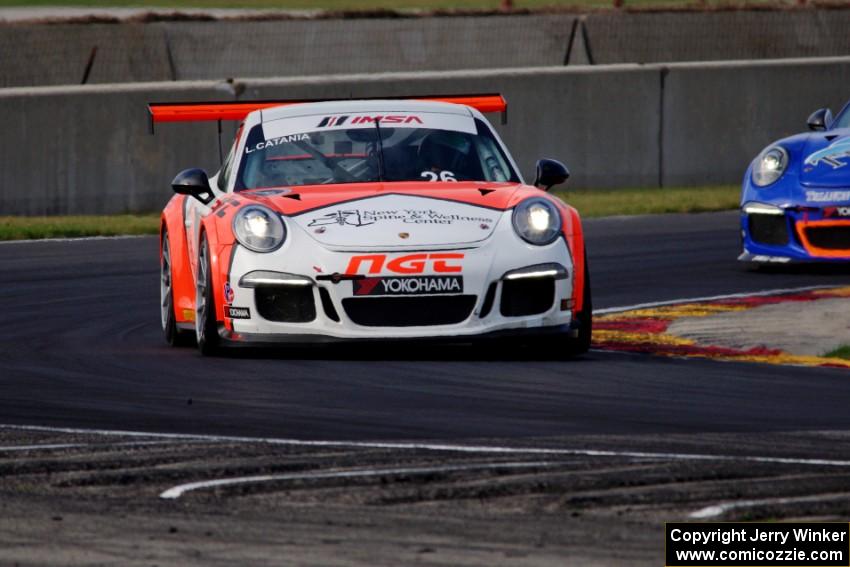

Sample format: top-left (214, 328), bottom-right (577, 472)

top-left (512, 198), bottom-right (562, 245)
top-left (752, 146), bottom-right (788, 187)
top-left (232, 205), bottom-right (286, 253)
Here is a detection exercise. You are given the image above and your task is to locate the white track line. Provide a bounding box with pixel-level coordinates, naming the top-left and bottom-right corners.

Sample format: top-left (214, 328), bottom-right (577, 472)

top-left (0, 443), bottom-right (84, 452)
top-left (0, 439), bottom-right (204, 452)
top-left (593, 285), bottom-right (839, 315)
top-left (0, 235), bottom-right (150, 245)
top-left (3, 424), bottom-right (850, 468)
top-left (159, 461), bottom-right (557, 500)
top-left (690, 492), bottom-right (850, 519)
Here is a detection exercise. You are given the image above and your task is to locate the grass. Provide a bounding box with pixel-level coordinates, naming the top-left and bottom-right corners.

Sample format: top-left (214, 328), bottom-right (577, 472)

top-left (825, 345), bottom-right (850, 360)
top-left (0, 185), bottom-right (739, 241)
top-left (0, 214), bottom-right (160, 241)
top-left (553, 184), bottom-right (739, 218)
top-left (0, 0), bottom-right (802, 10)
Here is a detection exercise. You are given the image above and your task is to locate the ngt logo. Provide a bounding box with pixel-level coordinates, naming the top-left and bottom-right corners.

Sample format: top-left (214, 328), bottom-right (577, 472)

top-left (345, 253), bottom-right (464, 275)
top-left (317, 115), bottom-right (424, 128)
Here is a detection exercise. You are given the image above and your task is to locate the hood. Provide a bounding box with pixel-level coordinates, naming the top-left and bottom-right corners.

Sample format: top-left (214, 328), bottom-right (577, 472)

top-left (289, 192), bottom-right (504, 248)
top-left (798, 129), bottom-right (850, 188)
top-left (237, 182), bottom-right (530, 248)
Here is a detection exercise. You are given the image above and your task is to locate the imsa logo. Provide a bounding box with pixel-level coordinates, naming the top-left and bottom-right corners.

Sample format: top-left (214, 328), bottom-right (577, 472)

top-left (353, 276), bottom-right (463, 296)
top-left (317, 115), bottom-right (424, 128)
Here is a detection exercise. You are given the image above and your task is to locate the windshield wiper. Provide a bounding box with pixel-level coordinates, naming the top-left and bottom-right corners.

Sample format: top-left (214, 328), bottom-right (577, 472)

top-left (374, 117), bottom-right (386, 182)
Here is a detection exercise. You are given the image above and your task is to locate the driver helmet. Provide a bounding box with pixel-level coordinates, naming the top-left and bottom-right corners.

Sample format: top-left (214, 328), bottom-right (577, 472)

top-left (418, 130), bottom-right (472, 172)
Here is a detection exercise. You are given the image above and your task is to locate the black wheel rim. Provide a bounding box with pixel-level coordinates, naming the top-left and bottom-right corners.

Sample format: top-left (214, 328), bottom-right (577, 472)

top-left (160, 236), bottom-right (172, 331)
top-left (195, 239), bottom-right (208, 343)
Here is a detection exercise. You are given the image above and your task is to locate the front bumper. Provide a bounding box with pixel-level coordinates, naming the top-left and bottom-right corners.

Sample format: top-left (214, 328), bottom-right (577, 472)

top-left (220, 214), bottom-right (576, 343)
top-left (739, 203), bottom-right (850, 263)
top-left (217, 321), bottom-right (580, 347)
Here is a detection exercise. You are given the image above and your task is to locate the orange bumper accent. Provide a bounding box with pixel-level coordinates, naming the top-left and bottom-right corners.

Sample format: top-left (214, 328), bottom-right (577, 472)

top-left (795, 219), bottom-right (850, 258)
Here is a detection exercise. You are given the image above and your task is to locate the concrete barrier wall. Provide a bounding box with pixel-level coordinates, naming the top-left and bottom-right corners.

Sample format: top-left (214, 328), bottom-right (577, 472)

top-left (661, 57), bottom-right (850, 186)
top-left (584, 10), bottom-right (850, 65)
top-left (164, 15), bottom-right (575, 80)
top-left (0, 15), bottom-right (575, 88)
top-left (0, 82), bottom-right (233, 214)
top-left (0, 65), bottom-right (659, 215)
top-left (0, 24), bottom-right (173, 87)
top-left (0, 57), bottom-right (848, 215)
top-left (3, 10), bottom-right (850, 88)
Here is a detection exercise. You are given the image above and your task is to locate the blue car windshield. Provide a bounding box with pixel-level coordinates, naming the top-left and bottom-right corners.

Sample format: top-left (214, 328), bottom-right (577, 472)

top-left (234, 117), bottom-right (519, 189)
top-left (833, 108), bottom-right (850, 130)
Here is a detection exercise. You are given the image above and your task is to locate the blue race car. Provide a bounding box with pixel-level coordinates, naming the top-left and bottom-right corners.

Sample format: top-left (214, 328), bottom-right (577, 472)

top-left (740, 104), bottom-right (850, 264)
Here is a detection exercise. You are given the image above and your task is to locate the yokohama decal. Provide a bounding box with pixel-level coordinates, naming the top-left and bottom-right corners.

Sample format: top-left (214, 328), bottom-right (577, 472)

top-left (823, 206), bottom-right (850, 217)
top-left (353, 276), bottom-right (463, 296)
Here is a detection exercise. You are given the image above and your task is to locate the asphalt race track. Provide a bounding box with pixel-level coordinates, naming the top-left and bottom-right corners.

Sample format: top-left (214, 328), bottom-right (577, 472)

top-left (2, 210), bottom-right (849, 442)
top-left (5, 210), bottom-right (850, 566)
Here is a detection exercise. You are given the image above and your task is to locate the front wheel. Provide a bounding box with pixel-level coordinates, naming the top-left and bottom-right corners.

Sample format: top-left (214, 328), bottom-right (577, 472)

top-left (195, 233), bottom-right (221, 356)
top-left (535, 250), bottom-right (592, 359)
top-left (565, 255), bottom-right (592, 356)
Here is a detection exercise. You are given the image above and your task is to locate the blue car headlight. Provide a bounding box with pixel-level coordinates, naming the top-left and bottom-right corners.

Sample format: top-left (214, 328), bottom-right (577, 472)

top-left (233, 205), bottom-right (286, 253)
top-left (752, 146), bottom-right (789, 187)
top-left (512, 198), bottom-right (562, 245)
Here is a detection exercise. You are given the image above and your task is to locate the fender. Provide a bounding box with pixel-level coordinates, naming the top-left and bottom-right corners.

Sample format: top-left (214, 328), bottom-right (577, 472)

top-left (561, 203), bottom-right (586, 314)
top-left (200, 215), bottom-right (236, 331)
top-left (201, 194), bottom-right (251, 331)
top-left (161, 195), bottom-right (195, 324)
top-left (504, 189), bottom-right (586, 314)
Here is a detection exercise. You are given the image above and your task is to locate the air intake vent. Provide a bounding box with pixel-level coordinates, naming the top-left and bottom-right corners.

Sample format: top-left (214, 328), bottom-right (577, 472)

top-left (255, 286), bottom-right (316, 322)
top-left (804, 225), bottom-right (850, 250)
top-left (748, 214), bottom-right (789, 246)
top-left (500, 278), bottom-right (555, 317)
top-left (319, 288), bottom-right (340, 322)
top-left (343, 296), bottom-right (476, 327)
top-left (479, 282), bottom-right (497, 318)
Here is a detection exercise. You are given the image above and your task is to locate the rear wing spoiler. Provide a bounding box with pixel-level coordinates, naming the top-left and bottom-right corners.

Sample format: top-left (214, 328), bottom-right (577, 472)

top-left (147, 93), bottom-right (508, 133)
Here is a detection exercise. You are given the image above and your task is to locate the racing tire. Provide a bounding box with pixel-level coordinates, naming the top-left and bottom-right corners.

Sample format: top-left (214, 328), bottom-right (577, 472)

top-left (195, 232), bottom-right (221, 356)
top-left (536, 250), bottom-right (592, 359)
top-left (161, 229), bottom-right (192, 347)
top-left (565, 256), bottom-right (593, 357)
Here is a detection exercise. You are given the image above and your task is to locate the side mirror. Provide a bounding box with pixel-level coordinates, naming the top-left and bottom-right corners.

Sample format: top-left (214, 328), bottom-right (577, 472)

top-left (533, 159), bottom-right (570, 191)
top-left (807, 108), bottom-right (833, 131)
top-left (171, 168), bottom-right (214, 205)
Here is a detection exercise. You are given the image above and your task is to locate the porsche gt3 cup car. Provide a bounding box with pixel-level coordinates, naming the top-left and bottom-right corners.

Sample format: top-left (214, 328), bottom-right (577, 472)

top-left (153, 95), bottom-right (591, 356)
top-left (740, 103), bottom-right (850, 264)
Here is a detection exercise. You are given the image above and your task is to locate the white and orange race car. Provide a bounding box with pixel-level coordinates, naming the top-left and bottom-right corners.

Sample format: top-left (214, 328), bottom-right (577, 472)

top-left (152, 95), bottom-right (591, 356)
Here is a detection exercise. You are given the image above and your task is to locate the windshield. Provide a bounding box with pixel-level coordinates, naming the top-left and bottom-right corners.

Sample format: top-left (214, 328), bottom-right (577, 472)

top-left (235, 112), bottom-right (519, 190)
top-left (832, 106), bottom-right (850, 130)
